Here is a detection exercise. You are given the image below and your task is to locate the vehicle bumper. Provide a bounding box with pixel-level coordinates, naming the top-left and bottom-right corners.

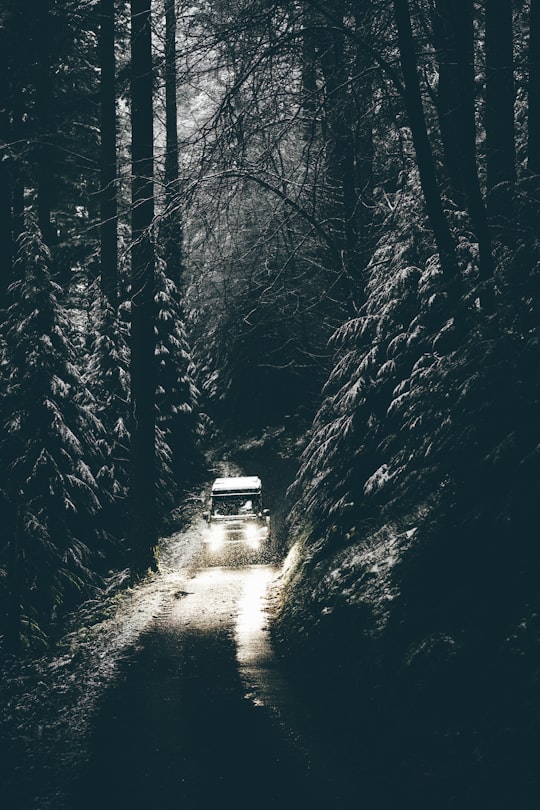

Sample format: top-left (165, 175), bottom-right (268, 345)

top-left (204, 522), bottom-right (269, 554)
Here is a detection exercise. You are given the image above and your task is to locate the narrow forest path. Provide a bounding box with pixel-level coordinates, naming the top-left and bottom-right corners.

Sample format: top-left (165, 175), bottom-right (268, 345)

top-left (69, 558), bottom-right (353, 810)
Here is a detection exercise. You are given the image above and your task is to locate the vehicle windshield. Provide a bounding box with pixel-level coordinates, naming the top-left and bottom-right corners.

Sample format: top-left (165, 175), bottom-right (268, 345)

top-left (212, 495), bottom-right (260, 516)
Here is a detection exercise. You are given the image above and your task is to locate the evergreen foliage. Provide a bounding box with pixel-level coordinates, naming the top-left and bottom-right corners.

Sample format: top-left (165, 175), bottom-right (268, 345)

top-left (3, 0), bottom-right (102, 276)
top-left (0, 222), bottom-right (108, 647)
top-left (155, 260), bottom-right (203, 495)
top-left (294, 172), bottom-right (540, 563)
top-left (85, 289), bottom-right (131, 543)
top-left (1, 0), bottom-right (540, 803)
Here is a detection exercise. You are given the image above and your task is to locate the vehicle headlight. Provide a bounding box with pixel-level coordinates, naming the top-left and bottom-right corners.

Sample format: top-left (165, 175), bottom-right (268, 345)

top-left (244, 523), bottom-right (260, 548)
top-left (209, 524), bottom-right (225, 547)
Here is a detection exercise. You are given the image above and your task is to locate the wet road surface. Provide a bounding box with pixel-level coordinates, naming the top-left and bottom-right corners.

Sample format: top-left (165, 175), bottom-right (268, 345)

top-left (72, 562), bottom-right (348, 810)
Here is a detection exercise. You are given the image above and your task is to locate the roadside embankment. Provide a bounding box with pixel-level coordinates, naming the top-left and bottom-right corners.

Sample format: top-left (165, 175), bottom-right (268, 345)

top-left (271, 512), bottom-right (540, 810)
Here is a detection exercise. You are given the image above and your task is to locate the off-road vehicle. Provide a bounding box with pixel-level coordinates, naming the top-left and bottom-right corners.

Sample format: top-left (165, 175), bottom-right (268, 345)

top-left (203, 476), bottom-right (270, 559)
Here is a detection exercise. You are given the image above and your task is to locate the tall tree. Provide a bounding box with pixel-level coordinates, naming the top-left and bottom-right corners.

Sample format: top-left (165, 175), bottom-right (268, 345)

top-left (485, 0), bottom-right (515, 222)
top-left (431, 2), bottom-right (467, 208)
top-left (324, 4), bottom-right (378, 310)
top-left (528, 0), bottom-right (540, 175)
top-left (155, 262), bottom-right (201, 492)
top-left (129, 0), bottom-right (157, 575)
top-left (34, 0), bottom-right (58, 252)
top-left (86, 287), bottom-right (131, 543)
top-left (163, 0), bottom-right (183, 289)
top-left (296, 2), bottom-right (375, 310)
top-left (158, 0), bottom-right (203, 486)
top-left (0, 19), bottom-right (13, 306)
top-left (317, 1), bottom-right (359, 306)
top-left (431, 0), bottom-right (493, 279)
top-left (2, 220), bottom-right (106, 650)
top-left (99, 0), bottom-right (119, 309)
top-left (352, 3), bottom-right (375, 287)
top-left (393, 0), bottom-right (456, 274)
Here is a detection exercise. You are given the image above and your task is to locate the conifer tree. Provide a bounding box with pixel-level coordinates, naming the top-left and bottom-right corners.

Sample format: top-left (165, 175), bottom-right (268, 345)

top-left (129, 0), bottom-right (157, 575)
top-left (99, 0), bottom-right (119, 310)
top-left (157, 0), bottom-right (203, 494)
top-left (1, 220), bottom-right (107, 649)
top-left (0, 19), bottom-right (13, 307)
top-left (85, 290), bottom-right (131, 543)
top-left (528, 0), bottom-right (540, 175)
top-left (155, 260), bottom-right (202, 496)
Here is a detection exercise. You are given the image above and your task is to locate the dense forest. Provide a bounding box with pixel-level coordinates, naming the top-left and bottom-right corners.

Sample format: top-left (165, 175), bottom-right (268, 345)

top-left (1, 0), bottom-right (540, 804)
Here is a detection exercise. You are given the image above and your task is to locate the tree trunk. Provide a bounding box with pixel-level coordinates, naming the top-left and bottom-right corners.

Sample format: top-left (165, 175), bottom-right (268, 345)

top-left (0, 26), bottom-right (13, 306)
top-left (130, 0), bottom-right (157, 576)
top-left (431, 4), bottom-right (467, 208)
top-left (317, 2), bottom-right (365, 310)
top-left (11, 89), bottom-right (26, 248)
top-left (432, 0), bottom-right (493, 280)
top-left (528, 0), bottom-right (540, 175)
top-left (485, 0), bottom-right (515, 225)
top-left (5, 500), bottom-right (23, 656)
top-left (99, 0), bottom-right (119, 310)
top-left (353, 3), bottom-right (375, 287)
top-left (452, 0), bottom-right (493, 279)
top-left (11, 175), bottom-right (25, 249)
top-left (301, 4), bottom-right (319, 139)
top-left (393, 0), bottom-right (456, 275)
top-left (35, 0), bottom-right (58, 252)
top-left (163, 0), bottom-right (183, 289)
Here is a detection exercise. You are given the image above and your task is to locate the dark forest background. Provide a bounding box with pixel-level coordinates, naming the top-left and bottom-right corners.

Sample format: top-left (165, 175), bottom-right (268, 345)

top-left (1, 3), bottom-right (540, 802)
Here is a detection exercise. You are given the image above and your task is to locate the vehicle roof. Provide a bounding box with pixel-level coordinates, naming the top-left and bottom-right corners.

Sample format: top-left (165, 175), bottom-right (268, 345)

top-left (211, 476), bottom-right (262, 494)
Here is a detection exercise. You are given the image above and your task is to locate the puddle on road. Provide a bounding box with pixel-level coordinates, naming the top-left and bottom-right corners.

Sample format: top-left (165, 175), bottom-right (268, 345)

top-left (234, 565), bottom-right (294, 713)
top-left (235, 566), bottom-right (274, 664)
top-left (175, 562), bottom-right (302, 728)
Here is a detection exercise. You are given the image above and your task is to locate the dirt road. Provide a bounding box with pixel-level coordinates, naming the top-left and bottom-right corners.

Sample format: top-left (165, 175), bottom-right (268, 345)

top-left (71, 558), bottom-right (348, 810)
